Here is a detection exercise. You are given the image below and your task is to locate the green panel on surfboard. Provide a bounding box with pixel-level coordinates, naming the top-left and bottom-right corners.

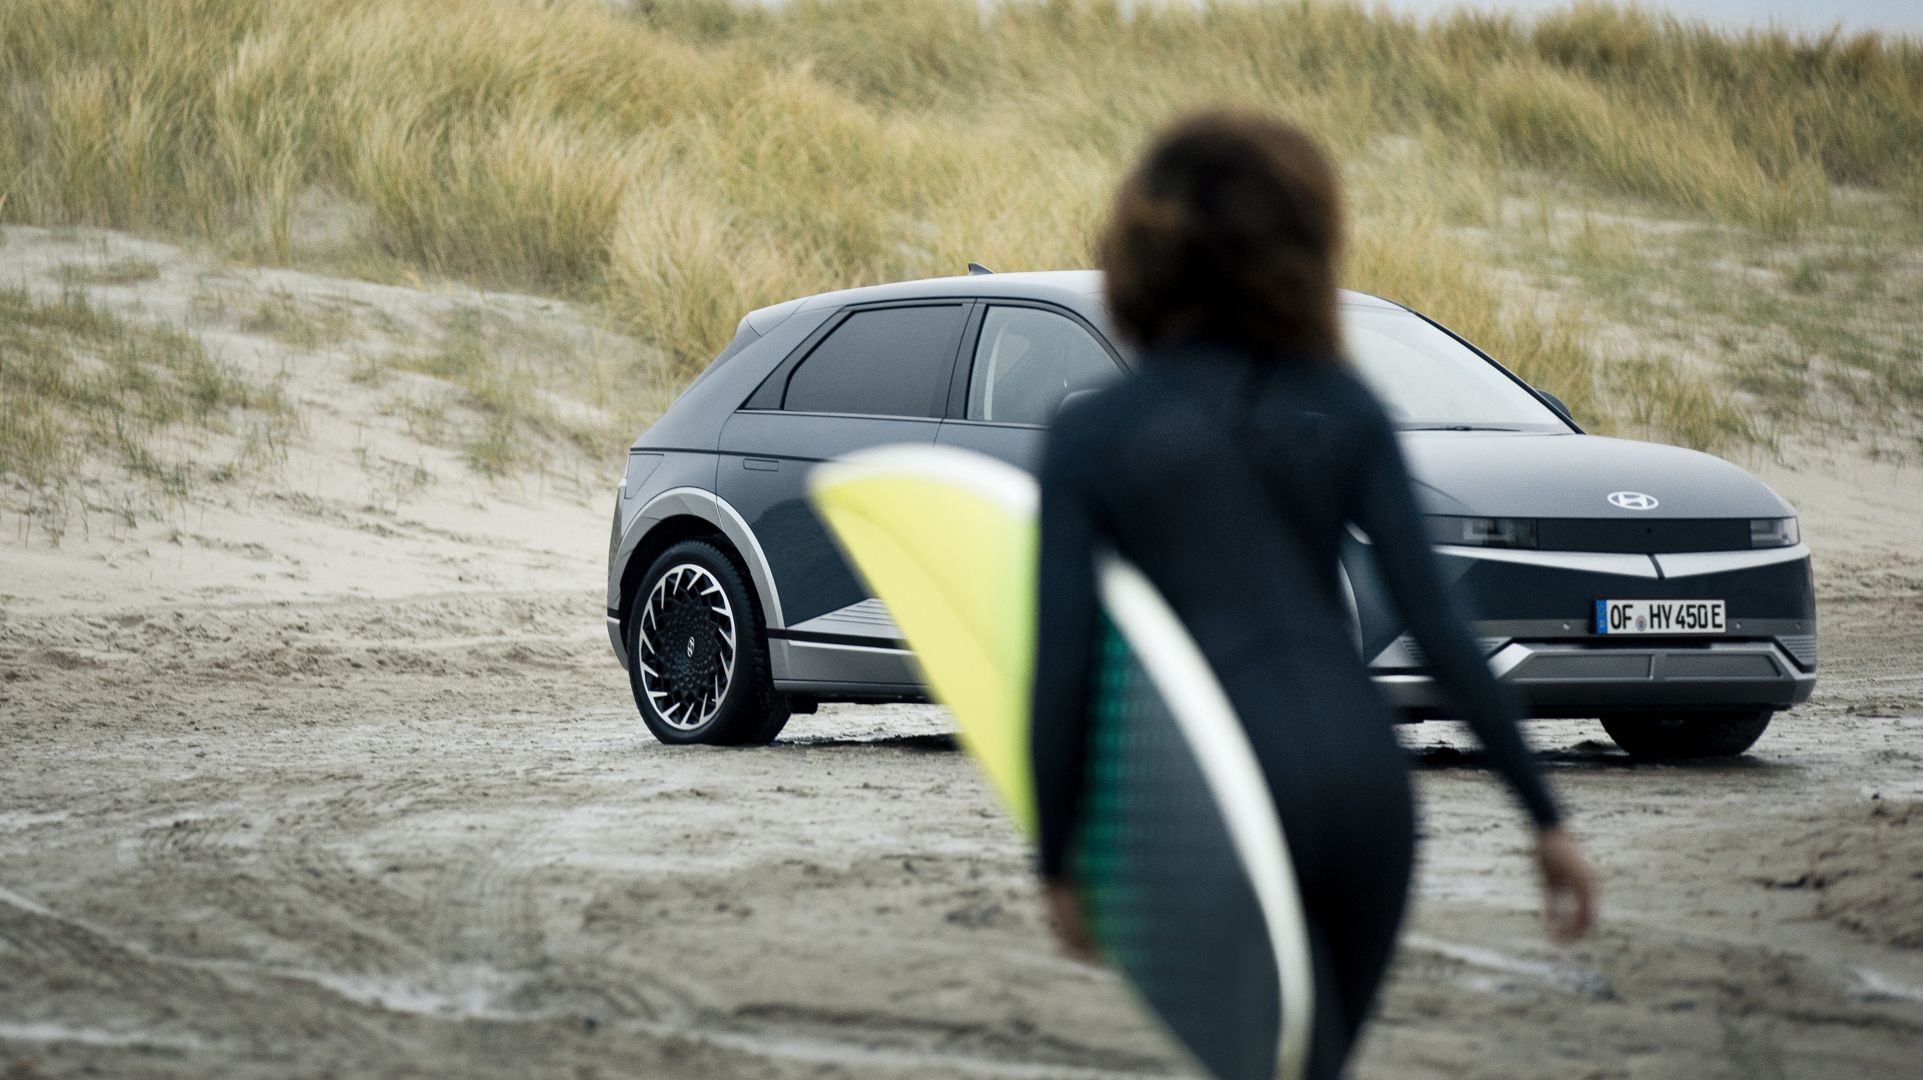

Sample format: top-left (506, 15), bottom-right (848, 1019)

top-left (810, 444), bottom-right (1313, 1080)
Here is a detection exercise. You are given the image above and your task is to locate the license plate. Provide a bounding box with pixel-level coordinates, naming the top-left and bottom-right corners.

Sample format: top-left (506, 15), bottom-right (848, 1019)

top-left (1595, 599), bottom-right (1726, 635)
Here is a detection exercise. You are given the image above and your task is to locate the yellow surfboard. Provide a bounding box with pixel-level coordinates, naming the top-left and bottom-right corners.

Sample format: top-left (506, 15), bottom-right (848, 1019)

top-left (808, 444), bottom-right (1041, 833)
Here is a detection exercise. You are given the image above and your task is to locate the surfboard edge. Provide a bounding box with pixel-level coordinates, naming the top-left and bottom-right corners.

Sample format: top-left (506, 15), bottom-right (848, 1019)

top-left (1095, 552), bottom-right (1316, 1080)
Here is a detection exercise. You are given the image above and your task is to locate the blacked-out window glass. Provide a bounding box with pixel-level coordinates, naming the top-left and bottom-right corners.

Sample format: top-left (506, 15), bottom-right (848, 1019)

top-left (783, 305), bottom-right (966, 417)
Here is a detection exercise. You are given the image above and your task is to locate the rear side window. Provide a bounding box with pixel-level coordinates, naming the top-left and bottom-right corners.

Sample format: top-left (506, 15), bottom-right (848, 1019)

top-left (783, 305), bottom-right (966, 418)
top-left (965, 306), bottom-right (1120, 425)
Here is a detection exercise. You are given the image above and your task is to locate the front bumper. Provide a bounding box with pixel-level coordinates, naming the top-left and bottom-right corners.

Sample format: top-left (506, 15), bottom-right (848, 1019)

top-left (1364, 542), bottom-right (1817, 718)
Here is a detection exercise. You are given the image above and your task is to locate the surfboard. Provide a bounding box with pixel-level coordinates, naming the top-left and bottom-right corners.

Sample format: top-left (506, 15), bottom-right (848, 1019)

top-left (809, 444), bottom-right (1312, 1080)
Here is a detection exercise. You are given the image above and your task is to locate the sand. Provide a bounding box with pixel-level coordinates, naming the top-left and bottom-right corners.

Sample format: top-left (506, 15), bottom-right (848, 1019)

top-left (3, 225), bottom-right (1922, 1079)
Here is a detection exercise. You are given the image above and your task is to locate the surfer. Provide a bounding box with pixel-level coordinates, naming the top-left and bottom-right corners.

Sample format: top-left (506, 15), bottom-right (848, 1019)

top-left (1029, 111), bottom-right (1599, 1078)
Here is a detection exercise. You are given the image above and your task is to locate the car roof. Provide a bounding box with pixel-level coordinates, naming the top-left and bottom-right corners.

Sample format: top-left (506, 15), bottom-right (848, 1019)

top-left (785, 269), bottom-right (1400, 313)
top-left (792, 270), bottom-right (1102, 312)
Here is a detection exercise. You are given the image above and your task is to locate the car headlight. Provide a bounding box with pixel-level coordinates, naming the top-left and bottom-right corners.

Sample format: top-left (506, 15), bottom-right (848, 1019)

top-left (1749, 517), bottom-right (1800, 548)
top-left (1426, 516), bottom-right (1538, 549)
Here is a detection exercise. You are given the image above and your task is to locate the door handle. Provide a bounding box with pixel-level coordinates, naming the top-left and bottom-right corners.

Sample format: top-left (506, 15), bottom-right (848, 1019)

top-left (742, 457), bottom-right (781, 472)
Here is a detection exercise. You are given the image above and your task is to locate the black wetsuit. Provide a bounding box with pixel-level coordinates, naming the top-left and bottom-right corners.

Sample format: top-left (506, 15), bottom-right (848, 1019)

top-left (1030, 341), bottom-right (1562, 1079)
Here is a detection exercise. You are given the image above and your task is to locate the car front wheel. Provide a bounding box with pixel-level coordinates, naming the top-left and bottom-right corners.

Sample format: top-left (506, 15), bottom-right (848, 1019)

top-left (1600, 708), bottom-right (1773, 759)
top-left (625, 540), bottom-right (789, 746)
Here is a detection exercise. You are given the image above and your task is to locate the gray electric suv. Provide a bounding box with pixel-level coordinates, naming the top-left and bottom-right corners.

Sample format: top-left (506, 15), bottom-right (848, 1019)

top-left (606, 270), bottom-right (1815, 756)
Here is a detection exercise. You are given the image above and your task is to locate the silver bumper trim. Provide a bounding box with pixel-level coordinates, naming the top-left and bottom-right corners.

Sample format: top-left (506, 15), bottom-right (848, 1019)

top-left (1653, 544), bottom-right (1810, 578)
top-left (1430, 545), bottom-right (1659, 577)
top-left (1379, 638), bottom-right (1815, 713)
top-left (607, 615), bottom-right (628, 670)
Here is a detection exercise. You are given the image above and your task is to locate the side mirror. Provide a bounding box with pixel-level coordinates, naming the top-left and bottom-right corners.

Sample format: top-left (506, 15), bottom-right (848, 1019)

top-left (1539, 390), bottom-right (1574, 424)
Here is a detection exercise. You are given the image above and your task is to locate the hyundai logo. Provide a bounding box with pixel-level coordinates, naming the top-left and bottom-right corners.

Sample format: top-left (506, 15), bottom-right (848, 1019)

top-left (1608, 491), bottom-right (1659, 511)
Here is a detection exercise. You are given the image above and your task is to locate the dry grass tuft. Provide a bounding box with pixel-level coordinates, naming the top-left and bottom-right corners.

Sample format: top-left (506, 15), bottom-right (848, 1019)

top-left (0, 286), bottom-right (291, 535)
top-left (373, 304), bottom-right (671, 478)
top-left (53, 257), bottom-right (161, 287)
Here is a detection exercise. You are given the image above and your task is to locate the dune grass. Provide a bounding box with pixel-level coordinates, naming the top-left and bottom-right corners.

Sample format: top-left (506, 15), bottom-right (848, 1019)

top-left (350, 300), bottom-right (674, 479)
top-left (2, 0), bottom-right (1918, 463)
top-left (53, 256), bottom-right (160, 287)
top-left (0, 286), bottom-right (290, 535)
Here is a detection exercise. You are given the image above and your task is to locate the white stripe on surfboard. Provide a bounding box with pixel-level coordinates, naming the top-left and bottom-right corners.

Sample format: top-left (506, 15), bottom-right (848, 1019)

top-left (1096, 553), bottom-right (1315, 1080)
top-left (808, 443), bottom-right (1038, 517)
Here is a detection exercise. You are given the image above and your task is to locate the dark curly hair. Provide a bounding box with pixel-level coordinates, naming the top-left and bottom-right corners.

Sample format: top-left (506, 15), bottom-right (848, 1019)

top-left (1099, 110), bottom-right (1344, 359)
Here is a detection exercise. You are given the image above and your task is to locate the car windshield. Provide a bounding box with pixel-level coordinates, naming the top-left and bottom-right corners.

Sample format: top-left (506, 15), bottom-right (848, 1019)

top-left (1343, 306), bottom-right (1567, 431)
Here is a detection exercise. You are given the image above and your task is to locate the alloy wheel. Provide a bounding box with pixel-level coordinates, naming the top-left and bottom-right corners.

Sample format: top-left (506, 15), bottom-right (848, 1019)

top-left (637, 563), bottom-right (738, 730)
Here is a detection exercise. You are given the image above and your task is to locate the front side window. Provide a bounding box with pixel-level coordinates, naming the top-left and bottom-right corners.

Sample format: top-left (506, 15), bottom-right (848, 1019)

top-left (965, 306), bottom-right (1120, 425)
top-left (784, 305), bottom-right (966, 418)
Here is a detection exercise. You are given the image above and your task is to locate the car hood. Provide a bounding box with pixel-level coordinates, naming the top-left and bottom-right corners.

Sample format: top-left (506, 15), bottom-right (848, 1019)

top-left (1399, 432), bottom-right (1794, 519)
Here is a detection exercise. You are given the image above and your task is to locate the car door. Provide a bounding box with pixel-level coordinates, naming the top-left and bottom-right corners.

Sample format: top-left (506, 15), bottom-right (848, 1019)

top-left (719, 301), bottom-right (970, 636)
top-left (935, 302), bottom-right (1126, 471)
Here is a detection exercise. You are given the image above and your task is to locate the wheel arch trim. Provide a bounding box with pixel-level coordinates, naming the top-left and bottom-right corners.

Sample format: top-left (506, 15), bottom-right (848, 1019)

top-left (615, 486), bottom-right (786, 630)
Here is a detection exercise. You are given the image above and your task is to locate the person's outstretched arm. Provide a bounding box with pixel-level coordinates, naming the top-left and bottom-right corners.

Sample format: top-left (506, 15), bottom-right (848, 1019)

top-left (1348, 387), bottom-right (1594, 941)
top-left (1346, 392), bottom-right (1561, 829)
top-left (1029, 422), bottom-right (1102, 884)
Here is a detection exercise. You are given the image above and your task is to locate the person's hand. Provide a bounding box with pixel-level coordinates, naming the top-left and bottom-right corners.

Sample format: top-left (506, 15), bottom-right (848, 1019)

top-left (1535, 825), bottom-right (1598, 945)
top-left (1042, 879), bottom-right (1101, 964)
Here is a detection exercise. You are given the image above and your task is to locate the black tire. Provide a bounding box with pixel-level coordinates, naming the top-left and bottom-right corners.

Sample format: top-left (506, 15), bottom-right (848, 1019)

top-left (624, 539), bottom-right (789, 746)
top-left (1600, 709), bottom-right (1773, 759)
